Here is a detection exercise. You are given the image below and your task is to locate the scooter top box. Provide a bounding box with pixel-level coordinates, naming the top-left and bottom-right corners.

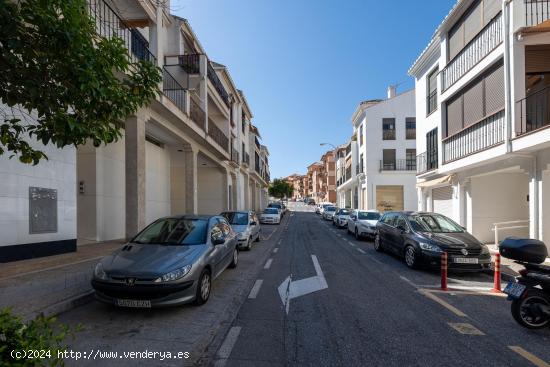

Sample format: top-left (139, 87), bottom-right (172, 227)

top-left (499, 237), bottom-right (548, 264)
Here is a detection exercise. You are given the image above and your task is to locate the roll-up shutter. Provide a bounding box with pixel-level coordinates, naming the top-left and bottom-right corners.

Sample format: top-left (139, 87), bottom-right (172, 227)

top-left (483, 0), bottom-right (501, 24)
top-left (432, 186), bottom-right (454, 218)
top-left (485, 62), bottom-right (505, 114)
top-left (463, 78), bottom-right (485, 127)
top-left (448, 24), bottom-right (463, 60)
top-left (446, 95), bottom-right (463, 137)
top-left (526, 45), bottom-right (550, 74)
top-left (464, 2), bottom-right (483, 45)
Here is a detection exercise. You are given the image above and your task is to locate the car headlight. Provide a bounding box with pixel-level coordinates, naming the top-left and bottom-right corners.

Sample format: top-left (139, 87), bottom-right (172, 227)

top-left (419, 242), bottom-right (442, 252)
top-left (94, 263), bottom-right (108, 280)
top-left (157, 265), bottom-right (192, 282)
top-left (480, 245), bottom-right (490, 254)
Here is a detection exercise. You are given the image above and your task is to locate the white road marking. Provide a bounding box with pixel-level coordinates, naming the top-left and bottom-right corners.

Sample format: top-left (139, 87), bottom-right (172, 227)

top-left (370, 257), bottom-right (383, 264)
top-left (448, 322), bottom-right (485, 335)
top-left (215, 326), bottom-right (242, 366)
top-left (273, 248), bottom-right (279, 253)
top-left (347, 241), bottom-right (356, 247)
top-left (357, 248), bottom-right (366, 254)
top-left (278, 240), bottom-right (282, 245)
top-left (264, 259), bottom-right (273, 269)
top-left (248, 279), bottom-right (264, 299)
top-left (399, 275), bottom-right (418, 288)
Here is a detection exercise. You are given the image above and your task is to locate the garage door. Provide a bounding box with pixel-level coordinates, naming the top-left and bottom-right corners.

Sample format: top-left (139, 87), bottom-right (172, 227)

top-left (432, 186), bottom-right (453, 217)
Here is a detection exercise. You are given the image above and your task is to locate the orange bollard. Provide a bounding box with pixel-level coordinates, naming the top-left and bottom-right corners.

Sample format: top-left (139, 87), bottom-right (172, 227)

top-left (492, 253), bottom-right (502, 293)
top-left (441, 252), bottom-right (448, 291)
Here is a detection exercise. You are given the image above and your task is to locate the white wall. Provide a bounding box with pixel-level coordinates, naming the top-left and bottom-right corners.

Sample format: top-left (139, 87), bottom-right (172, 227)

top-left (0, 139), bottom-right (76, 248)
top-left (471, 173), bottom-right (529, 243)
top-left (145, 141), bottom-right (171, 224)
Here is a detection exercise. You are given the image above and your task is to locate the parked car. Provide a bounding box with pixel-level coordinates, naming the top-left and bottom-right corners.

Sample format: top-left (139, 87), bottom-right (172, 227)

top-left (318, 203), bottom-right (333, 216)
top-left (91, 215), bottom-right (239, 308)
top-left (333, 208), bottom-right (351, 228)
top-left (322, 206), bottom-right (337, 221)
top-left (268, 202), bottom-right (284, 216)
top-left (260, 208), bottom-right (281, 224)
top-left (221, 211), bottom-right (261, 251)
top-left (307, 199), bottom-right (316, 206)
top-left (347, 210), bottom-right (381, 240)
top-left (374, 211), bottom-right (491, 271)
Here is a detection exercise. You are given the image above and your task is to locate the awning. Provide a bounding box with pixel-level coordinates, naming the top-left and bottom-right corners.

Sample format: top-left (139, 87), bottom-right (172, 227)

top-left (416, 174), bottom-right (454, 188)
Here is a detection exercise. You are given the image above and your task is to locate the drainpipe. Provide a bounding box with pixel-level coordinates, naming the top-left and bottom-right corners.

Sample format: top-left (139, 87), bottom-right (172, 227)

top-left (503, 0), bottom-right (513, 153)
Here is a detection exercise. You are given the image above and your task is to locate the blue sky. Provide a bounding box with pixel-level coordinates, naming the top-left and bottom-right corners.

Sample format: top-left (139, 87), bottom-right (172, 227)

top-left (173, 0), bottom-right (455, 179)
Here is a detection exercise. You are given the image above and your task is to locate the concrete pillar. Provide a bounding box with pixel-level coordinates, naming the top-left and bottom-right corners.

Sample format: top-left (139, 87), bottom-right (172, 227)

top-left (244, 174), bottom-right (250, 210)
top-left (184, 146), bottom-right (198, 215)
top-left (221, 168), bottom-right (229, 211)
top-left (125, 114), bottom-right (147, 238)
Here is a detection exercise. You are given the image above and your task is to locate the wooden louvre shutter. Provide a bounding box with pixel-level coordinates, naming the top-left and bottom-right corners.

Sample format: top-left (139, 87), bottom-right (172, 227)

top-left (483, 0), bottom-right (501, 24)
top-left (485, 62), bottom-right (505, 114)
top-left (464, 1), bottom-right (483, 45)
top-left (448, 24), bottom-right (463, 60)
top-left (525, 45), bottom-right (550, 74)
top-left (463, 78), bottom-right (485, 127)
top-left (446, 95), bottom-right (463, 137)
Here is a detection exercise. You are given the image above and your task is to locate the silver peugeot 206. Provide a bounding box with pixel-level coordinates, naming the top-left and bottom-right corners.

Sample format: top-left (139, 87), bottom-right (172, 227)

top-left (91, 215), bottom-right (239, 308)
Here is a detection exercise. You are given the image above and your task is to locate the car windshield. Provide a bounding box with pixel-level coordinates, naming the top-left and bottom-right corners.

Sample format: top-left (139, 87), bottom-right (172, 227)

top-left (131, 218), bottom-right (208, 245)
top-left (322, 204), bottom-right (332, 209)
top-left (358, 212), bottom-right (380, 220)
top-left (222, 212), bottom-right (249, 225)
top-left (264, 208), bottom-right (279, 214)
top-left (339, 209), bottom-right (350, 215)
top-left (408, 214), bottom-right (464, 233)
top-left (326, 206), bottom-right (336, 212)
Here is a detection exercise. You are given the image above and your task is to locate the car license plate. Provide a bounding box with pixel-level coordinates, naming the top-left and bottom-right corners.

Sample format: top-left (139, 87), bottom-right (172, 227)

top-left (503, 282), bottom-right (526, 299)
top-left (452, 257), bottom-right (479, 264)
top-left (116, 299), bottom-right (151, 308)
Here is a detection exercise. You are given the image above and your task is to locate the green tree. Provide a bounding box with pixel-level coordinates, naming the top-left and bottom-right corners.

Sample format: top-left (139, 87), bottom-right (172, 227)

top-left (269, 179), bottom-right (294, 199)
top-left (0, 0), bottom-right (162, 164)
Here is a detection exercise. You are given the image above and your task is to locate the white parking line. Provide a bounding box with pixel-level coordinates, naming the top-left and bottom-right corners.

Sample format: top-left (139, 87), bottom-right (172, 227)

top-left (264, 259), bottom-right (273, 269)
top-left (273, 248), bottom-right (279, 253)
top-left (248, 279), bottom-right (264, 299)
top-left (357, 248), bottom-right (366, 254)
top-left (215, 326), bottom-right (242, 367)
top-left (278, 240), bottom-right (282, 245)
top-left (347, 241), bottom-right (356, 247)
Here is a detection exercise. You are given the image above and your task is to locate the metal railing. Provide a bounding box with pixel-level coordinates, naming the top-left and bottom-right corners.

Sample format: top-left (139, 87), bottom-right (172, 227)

top-left (208, 120), bottom-right (229, 151)
top-left (441, 13), bottom-right (502, 91)
top-left (231, 148), bottom-right (239, 164)
top-left (525, 0), bottom-right (550, 27)
top-left (383, 130), bottom-right (396, 140)
top-left (87, 0), bottom-right (156, 64)
top-left (442, 110), bottom-right (505, 163)
top-left (492, 220), bottom-right (530, 246)
top-left (207, 63), bottom-right (230, 107)
top-left (189, 96), bottom-right (206, 130)
top-left (242, 152), bottom-right (250, 166)
top-left (416, 151), bottom-right (438, 175)
top-left (178, 54), bottom-right (201, 74)
top-left (427, 90), bottom-right (438, 115)
top-left (379, 159), bottom-right (416, 172)
top-left (516, 85), bottom-right (550, 136)
top-left (255, 137), bottom-right (261, 150)
top-left (162, 67), bottom-right (186, 113)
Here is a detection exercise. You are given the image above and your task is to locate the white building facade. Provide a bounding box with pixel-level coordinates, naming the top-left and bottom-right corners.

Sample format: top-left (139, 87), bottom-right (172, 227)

top-left (409, 0), bottom-right (550, 249)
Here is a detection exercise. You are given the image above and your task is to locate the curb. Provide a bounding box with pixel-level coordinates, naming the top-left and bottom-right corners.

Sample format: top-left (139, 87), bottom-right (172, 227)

top-left (25, 290), bottom-right (95, 321)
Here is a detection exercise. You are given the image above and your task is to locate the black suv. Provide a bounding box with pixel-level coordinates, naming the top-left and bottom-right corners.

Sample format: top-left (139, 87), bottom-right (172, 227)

top-left (374, 211), bottom-right (491, 271)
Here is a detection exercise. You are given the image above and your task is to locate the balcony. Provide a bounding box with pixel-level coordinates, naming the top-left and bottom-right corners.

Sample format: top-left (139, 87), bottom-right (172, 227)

top-left (525, 0), bottom-right (550, 27)
top-left (189, 97), bottom-right (206, 130)
top-left (379, 159), bottom-right (416, 172)
top-left (207, 63), bottom-right (230, 108)
top-left (242, 152), bottom-right (250, 167)
top-left (178, 54), bottom-right (201, 74)
top-left (162, 67), bottom-right (187, 114)
top-left (230, 148), bottom-right (239, 166)
top-left (87, 0), bottom-right (156, 64)
top-left (207, 120), bottom-right (229, 151)
top-left (516, 85), bottom-right (550, 136)
top-left (441, 13), bottom-right (502, 92)
top-left (442, 110), bottom-right (505, 164)
top-left (416, 151), bottom-right (438, 175)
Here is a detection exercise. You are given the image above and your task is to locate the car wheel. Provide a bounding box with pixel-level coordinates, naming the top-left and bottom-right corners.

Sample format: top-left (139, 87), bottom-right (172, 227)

top-left (246, 238), bottom-right (252, 251)
top-left (332, 220), bottom-right (335, 226)
top-left (229, 248), bottom-right (238, 268)
top-left (404, 246), bottom-right (418, 269)
top-left (355, 228), bottom-right (361, 241)
top-left (374, 234), bottom-right (383, 252)
top-left (347, 226), bottom-right (351, 234)
top-left (255, 232), bottom-right (261, 242)
top-left (194, 269), bottom-right (211, 305)
top-left (511, 289), bottom-right (550, 329)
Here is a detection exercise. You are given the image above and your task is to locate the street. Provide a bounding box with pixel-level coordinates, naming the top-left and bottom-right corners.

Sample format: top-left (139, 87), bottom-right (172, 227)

top-left (55, 202), bottom-right (550, 367)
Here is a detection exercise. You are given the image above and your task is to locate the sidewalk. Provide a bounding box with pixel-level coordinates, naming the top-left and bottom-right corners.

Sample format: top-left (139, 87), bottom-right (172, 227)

top-left (0, 240), bottom-right (124, 320)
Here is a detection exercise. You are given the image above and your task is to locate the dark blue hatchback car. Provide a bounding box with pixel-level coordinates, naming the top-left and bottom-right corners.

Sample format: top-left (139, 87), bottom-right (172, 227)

top-left (374, 211), bottom-right (491, 271)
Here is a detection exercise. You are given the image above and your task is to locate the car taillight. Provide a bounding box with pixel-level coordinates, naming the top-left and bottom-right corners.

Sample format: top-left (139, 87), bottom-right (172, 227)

top-left (519, 269), bottom-right (529, 277)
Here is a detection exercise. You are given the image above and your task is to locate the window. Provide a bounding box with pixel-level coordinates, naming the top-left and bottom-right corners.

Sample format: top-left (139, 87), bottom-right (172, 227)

top-left (427, 68), bottom-right (438, 115)
top-left (242, 142), bottom-right (246, 157)
top-left (406, 149), bottom-right (416, 170)
top-left (359, 154), bottom-right (364, 174)
top-left (359, 125), bottom-right (364, 146)
top-left (396, 216), bottom-right (408, 230)
top-left (426, 128), bottom-right (438, 171)
top-left (382, 149), bottom-right (396, 171)
top-left (406, 118), bottom-right (416, 139)
top-left (382, 118), bottom-right (396, 140)
top-left (132, 218), bottom-right (208, 245)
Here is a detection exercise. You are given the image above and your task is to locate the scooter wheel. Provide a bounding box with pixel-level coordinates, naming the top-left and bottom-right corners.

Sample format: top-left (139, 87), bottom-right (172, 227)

top-left (511, 289), bottom-right (550, 329)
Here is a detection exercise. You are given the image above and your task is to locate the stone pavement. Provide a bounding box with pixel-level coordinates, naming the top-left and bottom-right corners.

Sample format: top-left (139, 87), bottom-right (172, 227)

top-left (0, 241), bottom-right (124, 320)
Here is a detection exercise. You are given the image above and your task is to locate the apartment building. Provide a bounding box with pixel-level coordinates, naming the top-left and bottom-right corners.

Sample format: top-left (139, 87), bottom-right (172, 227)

top-left (320, 151), bottom-right (337, 203)
top-left (409, 0), bottom-right (550, 248)
top-left (0, 0), bottom-right (270, 262)
top-left (336, 140), bottom-right (358, 208)
top-left (285, 174), bottom-right (307, 199)
top-left (306, 162), bottom-right (325, 203)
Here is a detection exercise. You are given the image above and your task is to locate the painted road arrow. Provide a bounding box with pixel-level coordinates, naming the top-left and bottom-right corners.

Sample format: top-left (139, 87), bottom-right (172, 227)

top-left (278, 255), bottom-right (328, 314)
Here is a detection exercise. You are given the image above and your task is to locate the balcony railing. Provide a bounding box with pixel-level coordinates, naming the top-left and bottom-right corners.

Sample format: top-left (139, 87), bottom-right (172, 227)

top-left (189, 96), bottom-right (205, 130)
top-left (178, 54), bottom-right (201, 74)
top-left (525, 0), bottom-right (550, 27)
top-left (416, 152), bottom-right (428, 175)
top-left (379, 159), bottom-right (416, 172)
top-left (207, 63), bottom-right (230, 107)
top-left (208, 120), bottom-right (229, 151)
top-left (231, 148), bottom-right (239, 164)
top-left (242, 152), bottom-right (250, 166)
top-left (87, 0), bottom-right (156, 64)
top-left (382, 130), bottom-right (396, 140)
top-left (516, 85), bottom-right (550, 136)
top-left (162, 67), bottom-right (186, 113)
top-left (255, 137), bottom-right (261, 150)
top-left (406, 128), bottom-right (416, 140)
top-left (441, 13), bottom-right (502, 92)
top-left (443, 110), bottom-right (505, 163)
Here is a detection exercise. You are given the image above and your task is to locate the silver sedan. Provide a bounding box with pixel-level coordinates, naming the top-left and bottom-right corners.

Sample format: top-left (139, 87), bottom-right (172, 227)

top-left (91, 215), bottom-right (239, 308)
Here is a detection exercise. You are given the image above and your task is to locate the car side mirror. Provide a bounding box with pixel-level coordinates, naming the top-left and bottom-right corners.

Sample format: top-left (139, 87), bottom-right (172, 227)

top-left (212, 236), bottom-right (225, 245)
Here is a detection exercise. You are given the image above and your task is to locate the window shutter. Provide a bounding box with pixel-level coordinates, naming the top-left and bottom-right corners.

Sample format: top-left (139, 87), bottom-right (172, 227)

top-left (464, 1), bottom-right (483, 45)
top-left (485, 62), bottom-right (505, 114)
top-left (448, 24), bottom-right (463, 60)
top-left (525, 46), bottom-right (550, 74)
top-left (446, 95), bottom-right (463, 137)
top-left (483, 0), bottom-right (501, 24)
top-left (463, 78), bottom-right (485, 127)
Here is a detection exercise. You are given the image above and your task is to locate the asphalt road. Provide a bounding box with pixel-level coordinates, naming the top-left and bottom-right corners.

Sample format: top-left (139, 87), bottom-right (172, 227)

top-left (209, 202), bottom-right (550, 367)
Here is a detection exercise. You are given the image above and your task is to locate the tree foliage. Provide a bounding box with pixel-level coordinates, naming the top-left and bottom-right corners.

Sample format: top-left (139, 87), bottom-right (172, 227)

top-left (0, 0), bottom-right (162, 164)
top-left (269, 179), bottom-right (294, 199)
